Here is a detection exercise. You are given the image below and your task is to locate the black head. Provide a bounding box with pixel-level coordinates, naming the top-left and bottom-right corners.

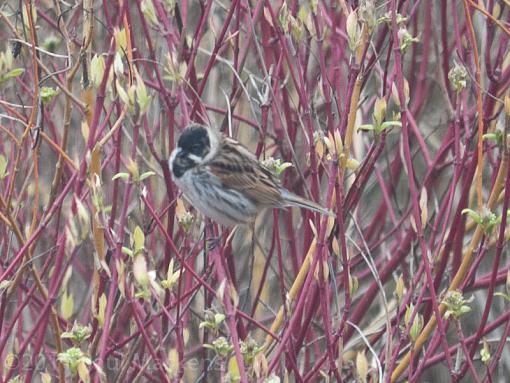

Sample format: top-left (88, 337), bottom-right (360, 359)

top-left (169, 124), bottom-right (212, 178)
top-left (177, 124), bottom-right (211, 158)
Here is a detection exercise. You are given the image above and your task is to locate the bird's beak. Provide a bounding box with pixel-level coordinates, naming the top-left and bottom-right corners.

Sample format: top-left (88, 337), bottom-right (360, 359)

top-left (168, 147), bottom-right (182, 175)
top-left (169, 147), bottom-right (198, 178)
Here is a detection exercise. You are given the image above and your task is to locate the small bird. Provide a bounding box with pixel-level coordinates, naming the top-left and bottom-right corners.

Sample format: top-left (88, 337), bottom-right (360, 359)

top-left (169, 124), bottom-right (334, 226)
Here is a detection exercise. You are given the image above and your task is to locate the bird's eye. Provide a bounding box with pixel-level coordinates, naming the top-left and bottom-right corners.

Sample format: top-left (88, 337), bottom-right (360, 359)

top-left (190, 144), bottom-right (202, 154)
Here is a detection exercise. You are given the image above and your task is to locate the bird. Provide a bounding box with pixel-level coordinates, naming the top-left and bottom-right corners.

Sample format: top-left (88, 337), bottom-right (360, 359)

top-left (168, 123), bottom-right (334, 226)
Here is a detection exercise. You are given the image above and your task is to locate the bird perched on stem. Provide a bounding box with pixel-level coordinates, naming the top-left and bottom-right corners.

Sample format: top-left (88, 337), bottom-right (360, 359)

top-left (169, 124), bottom-right (333, 226)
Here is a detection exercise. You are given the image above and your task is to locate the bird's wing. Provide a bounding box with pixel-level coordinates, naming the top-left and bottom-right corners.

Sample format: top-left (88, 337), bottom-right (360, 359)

top-left (206, 143), bottom-right (283, 207)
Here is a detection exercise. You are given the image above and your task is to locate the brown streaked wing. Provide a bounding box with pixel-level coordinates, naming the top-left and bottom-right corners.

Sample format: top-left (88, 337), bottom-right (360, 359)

top-left (207, 144), bottom-right (283, 207)
top-left (223, 137), bottom-right (258, 161)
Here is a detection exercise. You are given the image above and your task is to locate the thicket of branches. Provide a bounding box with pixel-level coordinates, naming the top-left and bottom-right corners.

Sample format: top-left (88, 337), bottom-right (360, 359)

top-left (0, 0), bottom-right (509, 382)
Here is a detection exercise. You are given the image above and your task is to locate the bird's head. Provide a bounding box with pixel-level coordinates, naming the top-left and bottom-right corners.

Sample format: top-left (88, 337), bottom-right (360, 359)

top-left (169, 124), bottom-right (220, 178)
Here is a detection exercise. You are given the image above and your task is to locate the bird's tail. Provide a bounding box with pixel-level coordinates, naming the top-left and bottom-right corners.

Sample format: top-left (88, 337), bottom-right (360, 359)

top-left (280, 189), bottom-right (335, 217)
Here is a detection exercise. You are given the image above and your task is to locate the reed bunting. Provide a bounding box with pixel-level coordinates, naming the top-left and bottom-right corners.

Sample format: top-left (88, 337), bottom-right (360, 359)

top-left (169, 124), bottom-right (334, 226)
